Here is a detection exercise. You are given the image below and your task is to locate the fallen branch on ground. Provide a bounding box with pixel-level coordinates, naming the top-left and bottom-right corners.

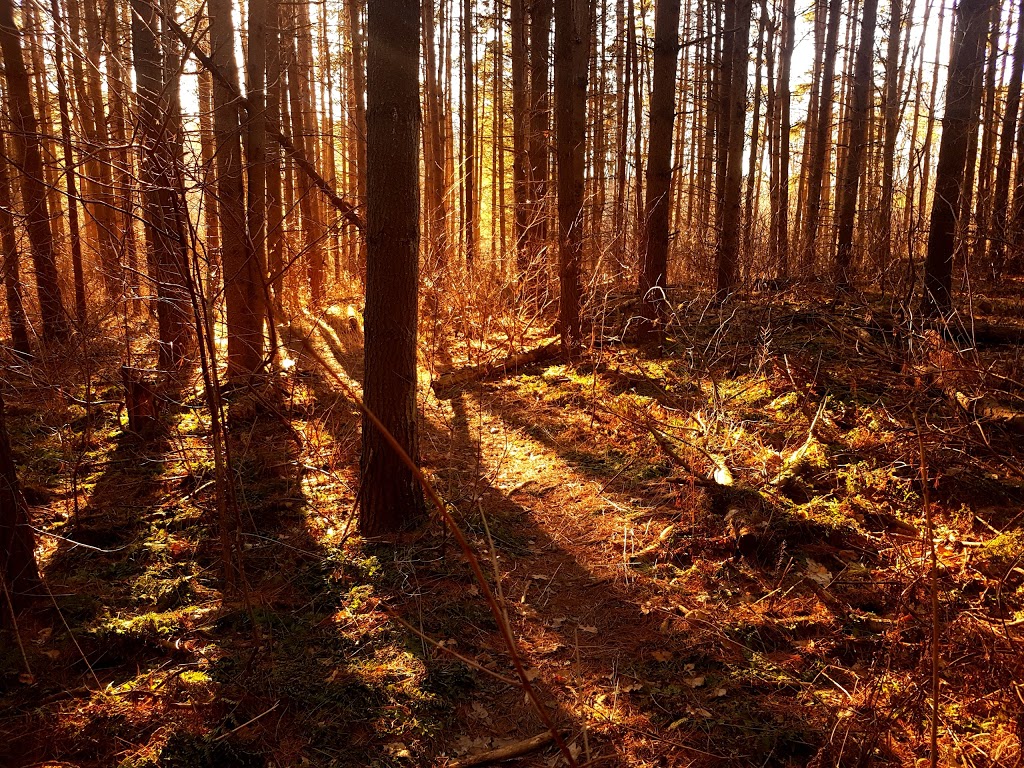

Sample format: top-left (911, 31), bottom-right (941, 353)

top-left (432, 338), bottom-right (562, 394)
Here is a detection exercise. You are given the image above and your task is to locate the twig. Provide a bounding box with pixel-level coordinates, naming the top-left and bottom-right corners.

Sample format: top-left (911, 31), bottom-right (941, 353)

top-left (914, 414), bottom-right (940, 768)
top-left (212, 700), bottom-right (280, 742)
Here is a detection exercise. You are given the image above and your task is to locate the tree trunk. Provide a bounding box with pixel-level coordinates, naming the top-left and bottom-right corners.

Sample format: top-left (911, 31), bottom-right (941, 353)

top-left (423, 0), bottom-right (449, 272)
top-left (50, 0), bottom-right (87, 325)
top-left (715, 0), bottom-right (752, 296)
top-left (131, 0), bottom-right (193, 369)
top-left (360, 0), bottom-right (425, 535)
top-left (0, 134), bottom-right (31, 358)
top-left (800, 0), bottom-right (841, 273)
top-left (246, 0), bottom-right (268, 311)
top-left (640, 0), bottom-right (681, 334)
top-left (208, 0), bottom-right (266, 375)
top-left (0, 0), bottom-right (69, 342)
top-left (346, 0), bottom-right (368, 279)
top-left (511, 0), bottom-right (529, 276)
top-left (878, 0), bottom-right (903, 269)
top-left (554, 0), bottom-right (590, 347)
top-left (774, 0), bottom-right (795, 279)
top-left (921, 0), bottom-right (994, 316)
top-left (527, 0), bottom-right (552, 289)
top-left (463, 0), bottom-right (476, 271)
top-left (833, 0), bottom-right (879, 287)
top-left (0, 394), bottom-right (41, 613)
top-left (989, 0), bottom-right (1024, 276)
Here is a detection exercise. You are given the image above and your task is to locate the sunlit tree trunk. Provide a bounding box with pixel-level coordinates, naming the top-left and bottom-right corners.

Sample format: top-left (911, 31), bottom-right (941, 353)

top-left (879, 0), bottom-right (903, 269)
top-left (0, 132), bottom-right (31, 358)
top-left (0, 0), bottom-right (69, 342)
top-left (640, 0), bottom-right (681, 335)
top-left (554, 0), bottom-right (589, 347)
top-left (50, 0), bottom-right (87, 325)
top-left (131, 0), bottom-right (193, 369)
top-left (208, 0), bottom-right (266, 374)
top-left (360, 0), bottom-right (425, 535)
top-left (511, 0), bottom-right (529, 276)
top-left (527, 0), bottom-right (552, 287)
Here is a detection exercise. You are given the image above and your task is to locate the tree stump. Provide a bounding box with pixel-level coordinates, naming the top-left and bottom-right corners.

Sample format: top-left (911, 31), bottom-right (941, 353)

top-left (121, 366), bottom-right (161, 440)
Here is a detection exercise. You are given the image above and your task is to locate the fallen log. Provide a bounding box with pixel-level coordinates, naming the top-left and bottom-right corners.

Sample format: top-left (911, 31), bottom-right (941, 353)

top-left (448, 731), bottom-right (558, 768)
top-left (432, 339), bottom-right (562, 395)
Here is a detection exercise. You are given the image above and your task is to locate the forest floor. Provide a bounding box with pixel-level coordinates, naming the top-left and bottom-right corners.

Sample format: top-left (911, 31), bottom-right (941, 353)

top-left (1, 283), bottom-right (1023, 768)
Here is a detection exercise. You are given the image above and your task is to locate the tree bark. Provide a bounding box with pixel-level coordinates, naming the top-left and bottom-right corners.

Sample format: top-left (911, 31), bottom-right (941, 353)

top-left (554, 0), bottom-right (590, 347)
top-left (800, 0), bottom-right (841, 273)
top-left (208, 0), bottom-right (266, 375)
top-left (921, 0), bottom-right (994, 316)
top-left (0, 394), bottom-right (41, 613)
top-left (833, 0), bottom-right (879, 287)
top-left (360, 0), bottom-right (425, 535)
top-left (0, 132), bottom-right (30, 358)
top-left (715, 0), bottom-right (752, 296)
top-left (639, 0), bottom-right (681, 334)
top-left (989, 0), bottom-right (1024, 276)
top-left (0, 0), bottom-right (69, 342)
top-left (131, 0), bottom-right (193, 369)
top-left (527, 0), bottom-right (552, 289)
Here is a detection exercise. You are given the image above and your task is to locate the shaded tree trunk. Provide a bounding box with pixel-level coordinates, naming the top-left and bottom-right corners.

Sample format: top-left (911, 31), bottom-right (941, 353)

top-left (527, 0), bottom-right (552, 287)
top-left (360, 0), bottom-right (425, 535)
top-left (833, 0), bottom-right (879, 287)
top-left (511, 0), bottom-right (529, 276)
top-left (715, 0), bottom-right (752, 296)
top-left (990, 0), bottom-right (1024, 276)
top-left (0, 394), bottom-right (41, 613)
top-left (800, 0), bottom-right (841, 273)
top-left (921, 0), bottom-right (993, 316)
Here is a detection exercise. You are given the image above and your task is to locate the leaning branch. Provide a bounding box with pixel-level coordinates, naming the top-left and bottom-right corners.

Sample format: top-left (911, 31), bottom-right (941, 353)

top-left (157, 9), bottom-right (365, 231)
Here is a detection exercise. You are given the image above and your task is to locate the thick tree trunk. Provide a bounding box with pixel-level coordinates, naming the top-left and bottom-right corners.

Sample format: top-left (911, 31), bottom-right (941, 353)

top-left (50, 0), bottom-right (87, 325)
top-left (879, 0), bottom-right (903, 268)
top-left (360, 0), bottom-right (425, 535)
top-left (0, 0), bottom-right (68, 342)
top-left (639, 0), bottom-right (682, 334)
top-left (0, 136), bottom-right (30, 358)
top-left (0, 394), bottom-right (41, 613)
top-left (246, 0), bottom-right (268, 308)
top-left (208, 0), bottom-right (266, 375)
top-left (131, 0), bottom-right (193, 369)
top-left (715, 0), bottom-right (752, 296)
top-left (922, 0), bottom-right (994, 316)
top-left (833, 0), bottom-right (879, 287)
top-left (800, 0), bottom-right (841, 273)
top-left (554, 0), bottom-right (590, 347)
top-left (990, 0), bottom-right (1024, 276)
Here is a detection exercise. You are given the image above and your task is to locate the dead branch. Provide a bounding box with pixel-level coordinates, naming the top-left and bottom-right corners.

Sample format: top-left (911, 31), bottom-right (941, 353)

top-left (431, 339), bottom-right (562, 395)
top-left (448, 732), bottom-right (558, 768)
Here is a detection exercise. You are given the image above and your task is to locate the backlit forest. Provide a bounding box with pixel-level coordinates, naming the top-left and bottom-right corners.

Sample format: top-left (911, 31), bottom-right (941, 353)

top-left (1, 0), bottom-right (1023, 764)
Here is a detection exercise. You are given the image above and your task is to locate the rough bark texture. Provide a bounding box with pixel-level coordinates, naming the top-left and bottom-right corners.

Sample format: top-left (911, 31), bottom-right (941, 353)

top-left (554, 0), bottom-right (589, 346)
top-left (0, 394), bottom-right (41, 612)
top-left (131, 0), bottom-right (194, 369)
top-left (639, 0), bottom-right (681, 332)
top-left (208, 0), bottom-right (266, 375)
top-left (359, 0), bottom-right (425, 535)
top-left (833, 0), bottom-right (879, 287)
top-left (800, 0), bottom-right (841, 273)
top-left (922, 0), bottom-right (993, 316)
top-left (990, 0), bottom-right (1024, 275)
top-left (715, 0), bottom-right (752, 296)
top-left (0, 134), bottom-right (30, 358)
top-left (0, 0), bottom-right (68, 342)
